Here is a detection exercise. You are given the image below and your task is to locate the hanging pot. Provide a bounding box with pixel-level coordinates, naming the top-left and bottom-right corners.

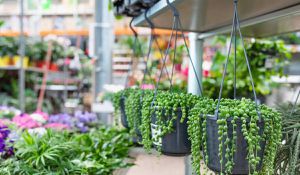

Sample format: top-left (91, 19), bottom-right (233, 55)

top-left (120, 97), bottom-right (129, 129)
top-left (132, 101), bottom-right (143, 145)
top-left (151, 107), bottom-right (190, 156)
top-left (204, 114), bottom-right (265, 174)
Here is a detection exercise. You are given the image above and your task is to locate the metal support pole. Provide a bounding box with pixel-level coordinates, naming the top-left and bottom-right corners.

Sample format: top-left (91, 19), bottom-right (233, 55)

top-left (18, 0), bottom-right (25, 112)
top-left (94, 0), bottom-right (113, 96)
top-left (188, 33), bottom-right (203, 95)
top-left (185, 155), bottom-right (193, 175)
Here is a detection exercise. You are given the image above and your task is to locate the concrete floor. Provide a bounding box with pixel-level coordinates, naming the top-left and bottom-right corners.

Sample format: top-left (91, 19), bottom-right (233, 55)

top-left (115, 147), bottom-right (214, 175)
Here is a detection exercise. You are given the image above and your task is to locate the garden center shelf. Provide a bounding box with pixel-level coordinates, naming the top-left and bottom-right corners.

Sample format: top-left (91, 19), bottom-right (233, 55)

top-left (133, 0), bottom-right (300, 38)
top-left (34, 85), bottom-right (78, 91)
top-left (0, 66), bottom-right (59, 73)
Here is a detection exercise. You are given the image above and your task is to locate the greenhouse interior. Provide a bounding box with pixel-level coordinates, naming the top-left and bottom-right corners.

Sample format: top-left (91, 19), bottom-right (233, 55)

top-left (1, 0), bottom-right (300, 174)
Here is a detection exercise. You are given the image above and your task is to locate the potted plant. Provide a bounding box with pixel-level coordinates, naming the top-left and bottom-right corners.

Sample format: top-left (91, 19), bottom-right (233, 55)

top-left (113, 88), bottom-right (135, 128)
top-left (140, 90), bottom-right (201, 155)
top-left (188, 98), bottom-right (282, 174)
top-left (30, 40), bottom-right (48, 68)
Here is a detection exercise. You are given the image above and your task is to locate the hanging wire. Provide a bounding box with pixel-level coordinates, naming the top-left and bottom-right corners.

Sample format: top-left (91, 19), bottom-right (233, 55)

top-left (149, 0), bottom-right (204, 107)
top-left (233, 8), bottom-right (237, 99)
top-left (214, 6), bottom-right (236, 117)
top-left (150, 15), bottom-right (177, 107)
top-left (140, 9), bottom-right (173, 93)
top-left (169, 19), bottom-right (178, 91)
top-left (234, 0), bottom-right (261, 120)
top-left (121, 18), bottom-right (143, 100)
top-left (215, 0), bottom-right (261, 121)
top-left (123, 18), bottom-right (139, 89)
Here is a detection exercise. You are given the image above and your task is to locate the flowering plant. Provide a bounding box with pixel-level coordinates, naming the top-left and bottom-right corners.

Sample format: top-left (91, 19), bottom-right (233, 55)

top-left (12, 114), bottom-right (41, 129)
top-left (47, 111), bottom-right (97, 132)
top-left (0, 106), bottom-right (21, 119)
top-left (0, 124), bottom-right (13, 158)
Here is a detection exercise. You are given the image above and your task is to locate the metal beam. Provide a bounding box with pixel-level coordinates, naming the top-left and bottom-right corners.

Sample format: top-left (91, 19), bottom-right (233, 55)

top-left (133, 0), bottom-right (300, 38)
top-left (188, 33), bottom-right (202, 95)
top-left (94, 0), bottom-right (114, 96)
top-left (18, 0), bottom-right (25, 112)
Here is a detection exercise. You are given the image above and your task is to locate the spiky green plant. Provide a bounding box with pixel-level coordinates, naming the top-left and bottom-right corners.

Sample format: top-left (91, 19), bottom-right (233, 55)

top-left (274, 103), bottom-right (300, 175)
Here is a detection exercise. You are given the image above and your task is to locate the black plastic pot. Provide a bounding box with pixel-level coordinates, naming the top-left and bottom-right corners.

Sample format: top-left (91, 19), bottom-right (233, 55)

top-left (120, 97), bottom-right (129, 129)
top-left (204, 114), bottom-right (265, 174)
top-left (151, 108), bottom-right (191, 156)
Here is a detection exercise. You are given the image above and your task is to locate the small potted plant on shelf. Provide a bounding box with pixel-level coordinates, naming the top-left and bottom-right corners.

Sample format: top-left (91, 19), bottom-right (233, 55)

top-left (30, 40), bottom-right (48, 68)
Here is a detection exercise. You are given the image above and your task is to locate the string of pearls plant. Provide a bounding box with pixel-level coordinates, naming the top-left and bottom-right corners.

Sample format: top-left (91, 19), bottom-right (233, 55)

top-left (188, 98), bottom-right (282, 175)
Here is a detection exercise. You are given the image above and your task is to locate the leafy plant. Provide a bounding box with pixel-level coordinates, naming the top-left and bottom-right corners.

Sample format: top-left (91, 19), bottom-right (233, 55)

top-left (274, 103), bottom-right (300, 175)
top-left (29, 40), bottom-right (48, 61)
top-left (72, 127), bottom-right (133, 174)
top-left (0, 37), bottom-right (18, 57)
top-left (188, 98), bottom-right (282, 175)
top-left (203, 39), bottom-right (290, 99)
top-left (0, 126), bottom-right (133, 175)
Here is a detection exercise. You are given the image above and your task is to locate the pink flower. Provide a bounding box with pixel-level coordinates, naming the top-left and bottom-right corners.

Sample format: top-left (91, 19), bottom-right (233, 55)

top-left (141, 84), bottom-right (155, 90)
top-left (44, 123), bottom-right (69, 130)
top-left (12, 114), bottom-right (41, 129)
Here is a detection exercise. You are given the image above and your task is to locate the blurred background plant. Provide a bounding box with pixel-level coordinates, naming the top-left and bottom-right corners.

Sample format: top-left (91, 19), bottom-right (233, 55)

top-left (203, 36), bottom-right (291, 99)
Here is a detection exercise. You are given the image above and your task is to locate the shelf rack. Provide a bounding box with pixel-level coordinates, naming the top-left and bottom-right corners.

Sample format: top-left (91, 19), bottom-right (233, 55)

top-left (133, 0), bottom-right (300, 38)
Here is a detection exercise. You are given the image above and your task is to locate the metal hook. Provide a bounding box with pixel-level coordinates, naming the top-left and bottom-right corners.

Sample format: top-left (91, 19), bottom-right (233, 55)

top-left (166, 0), bottom-right (179, 17)
top-left (129, 18), bottom-right (138, 37)
top-left (144, 9), bottom-right (154, 29)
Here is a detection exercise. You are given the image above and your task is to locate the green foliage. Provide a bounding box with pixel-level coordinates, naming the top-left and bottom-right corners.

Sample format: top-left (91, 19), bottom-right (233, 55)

top-left (0, 126), bottom-right (133, 175)
top-left (112, 88), bottom-right (135, 117)
top-left (119, 36), bottom-right (147, 58)
top-left (188, 98), bottom-right (282, 175)
top-left (0, 37), bottom-right (18, 57)
top-left (273, 33), bottom-right (300, 45)
top-left (71, 127), bottom-right (133, 174)
top-left (203, 39), bottom-right (291, 98)
top-left (125, 89), bottom-right (143, 136)
top-left (139, 90), bottom-right (201, 152)
top-left (274, 103), bottom-right (300, 175)
top-left (29, 40), bottom-right (48, 61)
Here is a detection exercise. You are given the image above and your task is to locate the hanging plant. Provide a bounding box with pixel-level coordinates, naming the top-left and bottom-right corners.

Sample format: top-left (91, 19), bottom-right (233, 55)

top-left (188, 98), bottom-right (282, 174)
top-left (139, 90), bottom-right (201, 155)
top-left (112, 88), bottom-right (135, 128)
top-left (187, 1), bottom-right (282, 174)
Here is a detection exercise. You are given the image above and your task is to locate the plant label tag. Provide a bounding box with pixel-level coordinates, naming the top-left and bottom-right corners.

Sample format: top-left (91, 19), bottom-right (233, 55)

top-left (151, 123), bottom-right (162, 146)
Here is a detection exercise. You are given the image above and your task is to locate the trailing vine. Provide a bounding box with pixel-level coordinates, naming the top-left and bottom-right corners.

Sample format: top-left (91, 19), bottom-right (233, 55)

top-left (112, 88), bottom-right (134, 117)
top-left (139, 90), bottom-right (201, 152)
top-left (188, 98), bottom-right (282, 175)
top-left (124, 89), bottom-right (146, 137)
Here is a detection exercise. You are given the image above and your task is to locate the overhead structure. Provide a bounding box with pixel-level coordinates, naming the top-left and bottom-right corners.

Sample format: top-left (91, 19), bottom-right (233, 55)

top-left (133, 0), bottom-right (300, 38)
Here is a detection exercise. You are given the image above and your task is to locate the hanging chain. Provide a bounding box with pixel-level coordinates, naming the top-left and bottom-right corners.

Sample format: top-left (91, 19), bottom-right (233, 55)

top-left (215, 0), bottom-right (261, 120)
top-left (150, 0), bottom-right (203, 108)
top-left (123, 18), bottom-right (139, 89)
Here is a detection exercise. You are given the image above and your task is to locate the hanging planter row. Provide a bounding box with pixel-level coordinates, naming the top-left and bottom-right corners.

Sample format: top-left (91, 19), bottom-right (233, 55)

top-left (113, 89), bottom-right (281, 174)
top-left (113, 1), bottom-right (282, 174)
